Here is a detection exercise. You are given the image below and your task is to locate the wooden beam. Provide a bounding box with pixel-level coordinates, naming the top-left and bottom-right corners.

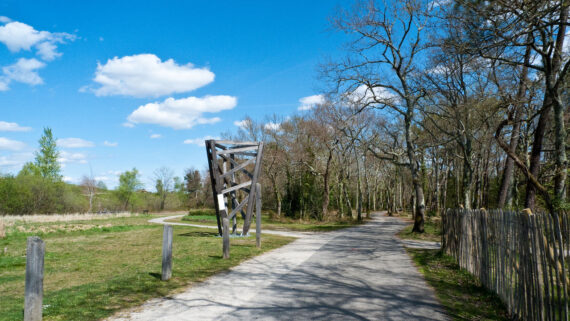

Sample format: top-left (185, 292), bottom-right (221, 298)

top-left (215, 140), bottom-right (258, 146)
top-left (221, 181), bottom-right (252, 195)
top-left (228, 194), bottom-right (249, 219)
top-left (243, 142), bottom-right (264, 235)
top-left (216, 146), bottom-right (259, 155)
top-left (220, 157), bottom-right (255, 178)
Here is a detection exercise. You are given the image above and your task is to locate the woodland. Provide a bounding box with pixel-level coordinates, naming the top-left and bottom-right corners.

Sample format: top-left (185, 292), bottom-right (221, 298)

top-left (1, 0), bottom-right (569, 235)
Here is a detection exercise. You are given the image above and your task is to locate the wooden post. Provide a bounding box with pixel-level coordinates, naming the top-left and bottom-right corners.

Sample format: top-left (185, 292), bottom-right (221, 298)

top-left (222, 212), bottom-right (230, 259)
top-left (24, 236), bottom-right (45, 321)
top-left (161, 225), bottom-right (173, 281)
top-left (256, 183), bottom-right (261, 248)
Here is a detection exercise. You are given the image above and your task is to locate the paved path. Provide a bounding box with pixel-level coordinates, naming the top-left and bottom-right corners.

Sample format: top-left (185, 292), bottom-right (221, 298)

top-left (111, 213), bottom-right (448, 321)
top-left (148, 215), bottom-right (314, 238)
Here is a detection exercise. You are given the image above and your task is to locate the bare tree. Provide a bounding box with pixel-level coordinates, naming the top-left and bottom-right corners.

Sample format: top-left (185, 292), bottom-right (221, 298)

top-left (154, 166), bottom-right (174, 211)
top-left (325, 0), bottom-right (430, 232)
top-left (80, 174), bottom-right (97, 213)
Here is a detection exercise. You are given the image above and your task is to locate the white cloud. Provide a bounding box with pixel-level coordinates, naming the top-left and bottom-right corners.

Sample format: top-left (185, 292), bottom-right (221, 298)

top-left (0, 152), bottom-right (33, 168)
top-left (57, 137), bottom-right (95, 148)
top-left (264, 122), bottom-right (281, 131)
top-left (183, 135), bottom-right (220, 146)
top-left (150, 134), bottom-right (162, 139)
top-left (127, 95), bottom-right (237, 129)
top-left (346, 84), bottom-right (399, 106)
top-left (0, 20), bottom-right (74, 61)
top-left (429, 0), bottom-right (452, 8)
top-left (2, 58), bottom-right (45, 87)
top-left (62, 176), bottom-right (74, 183)
top-left (122, 122), bottom-right (135, 128)
top-left (103, 140), bottom-right (118, 147)
top-left (58, 151), bottom-right (87, 164)
top-left (233, 119), bottom-right (251, 129)
top-left (0, 17), bottom-right (12, 24)
top-left (0, 121), bottom-right (31, 132)
top-left (298, 94), bottom-right (325, 111)
top-left (0, 137), bottom-right (26, 150)
top-left (88, 54), bottom-right (215, 98)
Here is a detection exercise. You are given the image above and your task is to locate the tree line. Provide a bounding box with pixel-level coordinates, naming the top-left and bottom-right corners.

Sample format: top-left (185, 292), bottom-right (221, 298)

top-left (2, 0), bottom-right (569, 236)
top-left (230, 0), bottom-right (570, 233)
top-left (0, 128), bottom-right (212, 214)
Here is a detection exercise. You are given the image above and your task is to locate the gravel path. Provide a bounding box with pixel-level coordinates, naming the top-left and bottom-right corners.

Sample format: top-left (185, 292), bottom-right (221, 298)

top-left (111, 213), bottom-right (448, 321)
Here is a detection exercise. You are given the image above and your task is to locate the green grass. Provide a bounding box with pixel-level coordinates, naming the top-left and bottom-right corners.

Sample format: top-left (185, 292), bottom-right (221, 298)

top-left (0, 215), bottom-right (293, 320)
top-left (397, 220), bottom-right (442, 242)
top-left (407, 249), bottom-right (511, 321)
top-left (174, 211), bottom-right (365, 232)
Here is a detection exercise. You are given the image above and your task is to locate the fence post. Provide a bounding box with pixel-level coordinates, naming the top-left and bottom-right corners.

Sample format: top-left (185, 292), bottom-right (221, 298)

top-left (161, 225), bottom-right (173, 281)
top-left (222, 209), bottom-right (230, 259)
top-left (24, 236), bottom-right (45, 321)
top-left (256, 183), bottom-right (261, 248)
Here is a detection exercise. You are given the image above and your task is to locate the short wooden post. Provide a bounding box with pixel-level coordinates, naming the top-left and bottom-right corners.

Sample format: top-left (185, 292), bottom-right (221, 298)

top-left (256, 183), bottom-right (261, 248)
top-left (24, 236), bottom-right (45, 321)
top-left (222, 211), bottom-right (230, 259)
top-left (161, 225), bottom-right (173, 281)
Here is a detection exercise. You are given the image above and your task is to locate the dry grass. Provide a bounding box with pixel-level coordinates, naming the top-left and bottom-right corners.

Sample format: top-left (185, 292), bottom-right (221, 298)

top-left (0, 212), bottom-right (134, 224)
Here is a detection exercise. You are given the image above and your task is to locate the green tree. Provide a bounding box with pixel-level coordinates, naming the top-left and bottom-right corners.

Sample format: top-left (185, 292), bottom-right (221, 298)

top-left (116, 168), bottom-right (142, 211)
top-left (35, 127), bottom-right (61, 181)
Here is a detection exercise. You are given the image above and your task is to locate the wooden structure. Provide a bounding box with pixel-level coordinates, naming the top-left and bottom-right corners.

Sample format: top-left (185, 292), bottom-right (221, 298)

top-left (205, 140), bottom-right (264, 242)
top-left (443, 209), bottom-right (569, 321)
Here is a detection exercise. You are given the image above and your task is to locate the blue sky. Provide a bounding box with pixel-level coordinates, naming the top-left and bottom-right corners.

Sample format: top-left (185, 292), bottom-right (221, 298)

top-left (0, 0), bottom-right (349, 188)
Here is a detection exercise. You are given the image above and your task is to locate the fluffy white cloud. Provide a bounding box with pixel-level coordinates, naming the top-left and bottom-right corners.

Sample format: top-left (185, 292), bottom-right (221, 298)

top-left (233, 119), bottom-right (251, 129)
top-left (0, 137), bottom-right (26, 150)
top-left (298, 94), bottom-right (325, 111)
top-left (264, 122), bottom-right (281, 131)
top-left (57, 137), bottom-right (95, 148)
top-left (0, 17), bottom-right (11, 24)
top-left (58, 151), bottom-right (87, 164)
top-left (0, 152), bottom-right (33, 168)
top-left (0, 121), bottom-right (31, 132)
top-left (88, 54), bottom-right (215, 98)
top-left (150, 134), bottom-right (162, 139)
top-left (183, 135), bottom-right (220, 146)
top-left (346, 84), bottom-right (399, 106)
top-left (127, 95), bottom-right (237, 129)
top-left (0, 20), bottom-right (74, 61)
top-left (2, 58), bottom-right (45, 87)
top-left (103, 140), bottom-right (118, 147)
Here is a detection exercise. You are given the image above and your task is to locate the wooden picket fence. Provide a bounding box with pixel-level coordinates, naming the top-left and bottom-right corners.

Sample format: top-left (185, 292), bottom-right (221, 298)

top-left (443, 209), bottom-right (569, 321)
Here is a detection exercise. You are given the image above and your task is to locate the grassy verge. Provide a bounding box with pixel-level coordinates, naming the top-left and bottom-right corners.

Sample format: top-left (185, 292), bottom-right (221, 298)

top-left (0, 214), bottom-right (293, 320)
top-left (407, 249), bottom-right (511, 321)
top-left (172, 209), bottom-right (365, 232)
top-left (396, 220), bottom-right (441, 242)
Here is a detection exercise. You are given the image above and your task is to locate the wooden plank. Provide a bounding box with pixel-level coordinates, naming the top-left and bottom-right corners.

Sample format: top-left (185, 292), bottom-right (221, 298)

top-left (24, 236), bottom-right (45, 321)
top-left (218, 154), bottom-right (254, 179)
top-left (228, 195), bottom-right (249, 219)
top-left (243, 142), bottom-right (264, 235)
top-left (221, 181), bottom-right (252, 195)
top-left (256, 183), bottom-right (261, 248)
top-left (161, 225), bottom-right (173, 281)
top-left (215, 140), bottom-right (258, 146)
top-left (222, 211), bottom-right (230, 259)
top-left (205, 140), bottom-right (223, 235)
top-left (220, 157), bottom-right (255, 178)
top-left (216, 145), bottom-right (259, 155)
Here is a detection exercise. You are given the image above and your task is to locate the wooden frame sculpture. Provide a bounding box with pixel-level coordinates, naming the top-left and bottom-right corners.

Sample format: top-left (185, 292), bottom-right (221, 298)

top-left (205, 140), bottom-right (264, 258)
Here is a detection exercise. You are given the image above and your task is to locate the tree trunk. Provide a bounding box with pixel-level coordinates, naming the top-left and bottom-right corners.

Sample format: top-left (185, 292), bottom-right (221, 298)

top-left (322, 150), bottom-right (333, 217)
top-left (498, 42), bottom-right (530, 208)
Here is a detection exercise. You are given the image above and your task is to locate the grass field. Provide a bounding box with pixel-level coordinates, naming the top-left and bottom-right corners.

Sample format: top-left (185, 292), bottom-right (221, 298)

top-left (408, 249), bottom-right (511, 321)
top-left (0, 213), bottom-right (293, 320)
top-left (171, 208), bottom-right (365, 232)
